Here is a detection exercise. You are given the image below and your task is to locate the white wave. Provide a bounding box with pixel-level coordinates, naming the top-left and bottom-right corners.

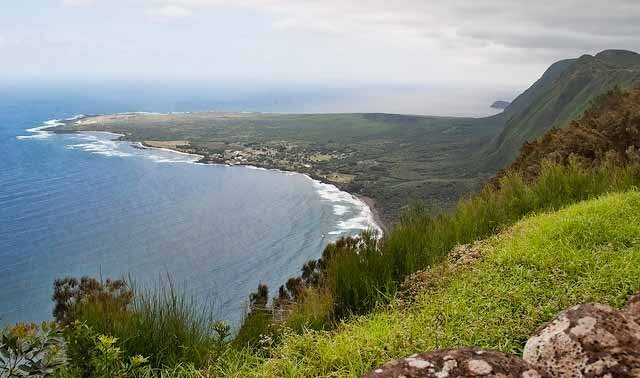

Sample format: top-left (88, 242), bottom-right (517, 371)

top-left (65, 135), bottom-right (133, 158)
top-left (310, 179), bottom-right (382, 238)
top-left (63, 133), bottom-right (204, 164)
top-left (16, 115), bottom-right (88, 140)
top-left (333, 205), bottom-right (349, 216)
top-left (16, 119), bottom-right (63, 140)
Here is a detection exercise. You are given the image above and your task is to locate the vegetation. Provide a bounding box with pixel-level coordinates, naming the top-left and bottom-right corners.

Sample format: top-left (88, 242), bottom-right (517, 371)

top-left (4, 53), bottom-right (640, 376)
top-left (0, 322), bottom-right (65, 377)
top-left (500, 87), bottom-right (640, 181)
top-left (234, 158), bottom-right (640, 342)
top-left (53, 277), bottom-right (230, 374)
top-left (219, 191), bottom-right (640, 376)
top-left (485, 49), bottom-right (640, 168)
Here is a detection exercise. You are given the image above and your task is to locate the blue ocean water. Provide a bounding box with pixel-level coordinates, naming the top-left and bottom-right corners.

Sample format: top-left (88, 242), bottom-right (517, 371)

top-left (0, 84), bottom-right (378, 328)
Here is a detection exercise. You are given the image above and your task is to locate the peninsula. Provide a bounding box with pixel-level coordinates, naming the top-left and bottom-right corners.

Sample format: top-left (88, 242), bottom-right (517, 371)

top-left (55, 112), bottom-right (504, 223)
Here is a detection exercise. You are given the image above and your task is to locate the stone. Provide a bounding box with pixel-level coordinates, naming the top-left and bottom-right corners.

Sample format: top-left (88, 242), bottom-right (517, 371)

top-left (362, 347), bottom-right (550, 377)
top-left (623, 291), bottom-right (640, 325)
top-left (523, 302), bottom-right (640, 377)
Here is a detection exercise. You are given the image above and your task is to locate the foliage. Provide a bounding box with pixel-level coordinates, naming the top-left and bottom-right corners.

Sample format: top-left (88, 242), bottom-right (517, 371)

top-left (282, 288), bottom-right (334, 333)
top-left (320, 158), bottom-right (640, 316)
top-left (217, 191), bottom-right (640, 376)
top-left (88, 335), bottom-right (149, 378)
top-left (0, 322), bottom-right (65, 378)
top-left (485, 50), bottom-right (640, 168)
top-left (65, 278), bottom-right (223, 369)
top-left (500, 87), bottom-right (640, 181)
top-left (55, 325), bottom-right (152, 378)
top-left (232, 310), bottom-right (276, 352)
top-left (52, 277), bottom-right (132, 326)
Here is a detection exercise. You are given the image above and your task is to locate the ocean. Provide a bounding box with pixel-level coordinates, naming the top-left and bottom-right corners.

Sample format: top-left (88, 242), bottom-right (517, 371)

top-left (0, 81), bottom-right (506, 328)
top-left (0, 83), bottom-right (384, 328)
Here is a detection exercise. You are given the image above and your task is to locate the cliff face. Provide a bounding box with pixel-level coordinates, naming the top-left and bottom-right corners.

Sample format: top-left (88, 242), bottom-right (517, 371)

top-left (484, 49), bottom-right (640, 169)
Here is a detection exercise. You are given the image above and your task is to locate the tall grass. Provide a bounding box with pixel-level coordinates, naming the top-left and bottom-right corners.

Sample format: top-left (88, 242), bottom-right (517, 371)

top-left (325, 159), bottom-right (640, 315)
top-left (75, 276), bottom-right (218, 368)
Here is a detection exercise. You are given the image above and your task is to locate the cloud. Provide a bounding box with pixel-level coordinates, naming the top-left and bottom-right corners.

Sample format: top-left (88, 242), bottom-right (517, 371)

top-left (147, 5), bottom-right (193, 20)
top-left (3, 0), bottom-right (640, 87)
top-left (0, 35), bottom-right (6, 48)
top-left (62, 0), bottom-right (95, 7)
top-left (164, 0), bottom-right (640, 55)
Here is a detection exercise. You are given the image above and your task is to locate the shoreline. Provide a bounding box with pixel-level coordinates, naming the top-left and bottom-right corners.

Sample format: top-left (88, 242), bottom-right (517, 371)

top-left (145, 142), bottom-right (388, 237)
top-left (25, 115), bottom-right (387, 235)
top-left (356, 194), bottom-right (388, 236)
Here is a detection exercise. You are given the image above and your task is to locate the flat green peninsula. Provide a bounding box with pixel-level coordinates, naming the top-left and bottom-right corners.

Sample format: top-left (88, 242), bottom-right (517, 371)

top-left (56, 112), bottom-right (503, 222)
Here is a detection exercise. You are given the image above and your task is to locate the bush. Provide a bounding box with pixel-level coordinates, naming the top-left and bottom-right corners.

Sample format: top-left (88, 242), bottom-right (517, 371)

top-left (283, 288), bottom-right (334, 333)
top-left (0, 322), bottom-right (65, 378)
top-left (232, 310), bottom-right (275, 352)
top-left (52, 277), bottom-right (132, 326)
top-left (226, 191), bottom-right (640, 377)
top-left (324, 159), bottom-right (640, 315)
top-left (64, 277), bottom-right (225, 369)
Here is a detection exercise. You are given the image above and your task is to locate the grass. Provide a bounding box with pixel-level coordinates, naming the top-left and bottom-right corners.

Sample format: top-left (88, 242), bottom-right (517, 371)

top-left (324, 159), bottom-right (640, 316)
top-left (216, 191), bottom-right (640, 377)
top-left (75, 277), bottom-right (218, 369)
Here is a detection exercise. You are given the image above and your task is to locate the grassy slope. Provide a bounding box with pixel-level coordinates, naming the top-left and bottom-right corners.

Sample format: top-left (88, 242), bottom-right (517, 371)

top-left (219, 191), bottom-right (640, 377)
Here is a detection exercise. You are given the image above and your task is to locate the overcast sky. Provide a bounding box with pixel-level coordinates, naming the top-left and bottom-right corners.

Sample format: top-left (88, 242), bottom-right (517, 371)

top-left (1, 1), bottom-right (639, 88)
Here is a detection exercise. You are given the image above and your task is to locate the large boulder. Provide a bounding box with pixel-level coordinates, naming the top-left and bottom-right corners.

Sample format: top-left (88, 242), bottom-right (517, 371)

top-left (362, 347), bottom-right (549, 378)
top-left (523, 302), bottom-right (640, 377)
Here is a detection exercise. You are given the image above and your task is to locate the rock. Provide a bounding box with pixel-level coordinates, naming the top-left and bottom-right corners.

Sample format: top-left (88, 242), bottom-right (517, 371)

top-left (623, 291), bottom-right (640, 325)
top-left (362, 347), bottom-right (550, 377)
top-left (523, 302), bottom-right (640, 377)
top-left (490, 101), bottom-right (511, 110)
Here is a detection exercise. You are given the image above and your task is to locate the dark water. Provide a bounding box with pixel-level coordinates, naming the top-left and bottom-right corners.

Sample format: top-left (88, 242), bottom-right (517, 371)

top-left (0, 84), bottom-right (378, 328)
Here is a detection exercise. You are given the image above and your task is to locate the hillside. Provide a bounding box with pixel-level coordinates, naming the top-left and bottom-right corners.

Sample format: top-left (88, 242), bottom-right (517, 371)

top-left (218, 191), bottom-right (640, 376)
top-left (485, 49), bottom-right (640, 168)
top-left (499, 87), bottom-right (640, 181)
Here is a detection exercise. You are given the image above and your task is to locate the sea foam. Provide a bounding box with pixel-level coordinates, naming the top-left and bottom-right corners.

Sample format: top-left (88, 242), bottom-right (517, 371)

top-left (311, 179), bottom-right (382, 238)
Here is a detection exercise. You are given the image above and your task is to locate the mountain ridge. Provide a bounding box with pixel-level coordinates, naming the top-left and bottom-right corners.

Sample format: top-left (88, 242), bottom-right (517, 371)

top-left (483, 49), bottom-right (640, 169)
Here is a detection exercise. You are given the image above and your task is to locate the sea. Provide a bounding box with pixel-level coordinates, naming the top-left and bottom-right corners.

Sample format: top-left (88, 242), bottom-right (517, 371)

top-left (0, 81), bottom-right (508, 328)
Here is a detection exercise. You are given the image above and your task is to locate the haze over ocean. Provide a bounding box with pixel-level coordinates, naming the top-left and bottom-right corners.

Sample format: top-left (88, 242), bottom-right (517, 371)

top-left (0, 82), bottom-right (504, 328)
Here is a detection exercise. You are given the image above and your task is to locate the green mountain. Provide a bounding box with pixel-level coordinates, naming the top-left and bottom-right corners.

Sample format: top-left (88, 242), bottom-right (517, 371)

top-left (484, 49), bottom-right (640, 168)
top-left (501, 87), bottom-right (640, 181)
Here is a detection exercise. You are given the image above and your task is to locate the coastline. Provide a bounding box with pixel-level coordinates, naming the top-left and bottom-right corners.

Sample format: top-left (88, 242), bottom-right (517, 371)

top-left (146, 145), bottom-right (388, 237)
top-left (356, 194), bottom-right (388, 236)
top-left (27, 115), bottom-right (387, 236)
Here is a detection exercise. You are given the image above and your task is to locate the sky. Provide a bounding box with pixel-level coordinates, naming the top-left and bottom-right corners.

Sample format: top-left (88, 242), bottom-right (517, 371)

top-left (1, 1), bottom-right (639, 90)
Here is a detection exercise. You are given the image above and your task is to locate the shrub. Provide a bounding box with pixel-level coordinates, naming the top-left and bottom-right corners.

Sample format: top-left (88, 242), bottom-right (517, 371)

top-left (64, 277), bottom-right (223, 369)
top-left (52, 277), bottom-right (132, 326)
top-left (0, 321), bottom-right (65, 377)
top-left (323, 159), bottom-right (640, 315)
